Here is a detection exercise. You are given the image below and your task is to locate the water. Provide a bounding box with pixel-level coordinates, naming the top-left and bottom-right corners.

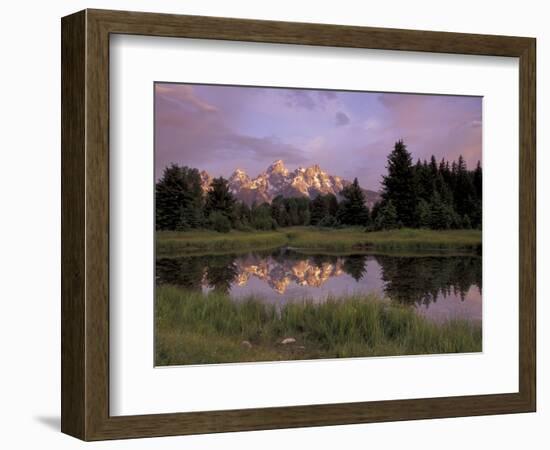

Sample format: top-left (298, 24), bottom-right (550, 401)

top-left (156, 248), bottom-right (482, 323)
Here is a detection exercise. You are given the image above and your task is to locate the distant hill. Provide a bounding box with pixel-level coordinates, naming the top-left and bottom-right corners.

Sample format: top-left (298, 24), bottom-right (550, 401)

top-left (200, 160), bottom-right (381, 208)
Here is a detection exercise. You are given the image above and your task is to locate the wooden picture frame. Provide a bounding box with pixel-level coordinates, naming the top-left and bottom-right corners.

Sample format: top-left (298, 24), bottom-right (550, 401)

top-left (61, 9), bottom-right (536, 441)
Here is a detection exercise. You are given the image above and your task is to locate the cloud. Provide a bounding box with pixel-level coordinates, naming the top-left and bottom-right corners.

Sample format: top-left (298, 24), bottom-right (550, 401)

top-left (284, 90), bottom-right (316, 110)
top-left (376, 93), bottom-right (482, 169)
top-left (335, 111), bottom-right (350, 127)
top-left (283, 89), bottom-right (339, 110)
top-left (154, 83), bottom-right (482, 190)
top-left (155, 85), bottom-right (308, 178)
top-left (155, 84), bottom-right (218, 113)
top-left (220, 134), bottom-right (306, 163)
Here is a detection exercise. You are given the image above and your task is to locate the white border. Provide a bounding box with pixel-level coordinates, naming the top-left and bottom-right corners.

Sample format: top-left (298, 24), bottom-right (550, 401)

top-left (110, 35), bottom-right (519, 416)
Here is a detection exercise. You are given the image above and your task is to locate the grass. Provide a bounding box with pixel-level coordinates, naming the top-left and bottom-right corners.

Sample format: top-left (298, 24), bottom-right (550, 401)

top-left (157, 229), bottom-right (288, 256)
top-left (286, 227), bottom-right (481, 252)
top-left (155, 285), bottom-right (482, 366)
top-left (157, 227), bottom-right (481, 256)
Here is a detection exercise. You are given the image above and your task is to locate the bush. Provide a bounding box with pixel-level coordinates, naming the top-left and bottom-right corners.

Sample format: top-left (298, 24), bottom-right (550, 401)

top-left (208, 211), bottom-right (231, 233)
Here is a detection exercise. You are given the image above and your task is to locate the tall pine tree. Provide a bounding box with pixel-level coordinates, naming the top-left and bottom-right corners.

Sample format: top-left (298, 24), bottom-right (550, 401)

top-left (381, 140), bottom-right (417, 227)
top-left (337, 178), bottom-right (370, 226)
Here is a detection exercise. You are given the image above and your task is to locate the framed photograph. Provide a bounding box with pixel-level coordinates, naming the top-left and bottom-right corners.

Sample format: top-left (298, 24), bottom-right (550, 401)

top-left (61, 9), bottom-right (536, 440)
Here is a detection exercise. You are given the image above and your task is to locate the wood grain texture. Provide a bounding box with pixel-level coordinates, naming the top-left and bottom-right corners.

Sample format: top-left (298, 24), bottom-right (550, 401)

top-left (85, 10), bottom-right (111, 439)
top-left (89, 8), bottom-right (532, 56)
top-left (61, 8), bottom-right (537, 441)
top-left (518, 39), bottom-right (536, 409)
top-left (61, 10), bottom-right (86, 439)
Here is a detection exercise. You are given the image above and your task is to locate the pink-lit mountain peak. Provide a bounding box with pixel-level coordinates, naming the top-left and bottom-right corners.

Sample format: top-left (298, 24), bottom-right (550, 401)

top-left (202, 160), bottom-right (381, 207)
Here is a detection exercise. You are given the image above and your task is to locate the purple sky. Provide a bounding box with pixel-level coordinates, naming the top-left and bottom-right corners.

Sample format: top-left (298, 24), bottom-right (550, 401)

top-left (155, 83), bottom-right (482, 191)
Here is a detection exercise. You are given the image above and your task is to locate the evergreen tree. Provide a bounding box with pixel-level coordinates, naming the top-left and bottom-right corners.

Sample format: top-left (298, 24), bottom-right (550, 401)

top-left (205, 177), bottom-right (235, 219)
top-left (325, 193), bottom-right (339, 217)
top-left (471, 161), bottom-right (483, 228)
top-left (429, 155), bottom-right (438, 177)
top-left (374, 200), bottom-right (398, 230)
top-left (453, 155), bottom-right (475, 218)
top-left (381, 140), bottom-right (417, 227)
top-left (296, 197), bottom-right (311, 225)
top-left (416, 199), bottom-right (431, 228)
top-left (232, 201), bottom-right (251, 230)
top-left (155, 164), bottom-right (204, 230)
top-left (337, 178), bottom-right (370, 226)
top-left (251, 202), bottom-right (275, 230)
top-left (429, 192), bottom-right (453, 230)
top-left (473, 161), bottom-right (482, 199)
top-left (440, 159), bottom-right (452, 185)
top-left (413, 159), bottom-right (433, 203)
top-left (310, 194), bottom-right (339, 226)
top-left (310, 194), bottom-right (328, 225)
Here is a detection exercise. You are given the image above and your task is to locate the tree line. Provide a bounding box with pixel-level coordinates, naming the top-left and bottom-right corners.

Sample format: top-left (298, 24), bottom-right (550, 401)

top-left (156, 139), bottom-right (481, 232)
top-left (376, 140), bottom-right (482, 230)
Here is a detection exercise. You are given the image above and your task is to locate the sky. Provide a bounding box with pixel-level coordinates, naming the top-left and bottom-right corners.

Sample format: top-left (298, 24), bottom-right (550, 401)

top-left (155, 82), bottom-right (482, 191)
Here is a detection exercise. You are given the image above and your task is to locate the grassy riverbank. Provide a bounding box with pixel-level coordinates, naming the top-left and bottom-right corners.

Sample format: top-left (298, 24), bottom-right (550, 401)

top-left (155, 286), bottom-right (482, 366)
top-left (156, 227), bottom-right (481, 256)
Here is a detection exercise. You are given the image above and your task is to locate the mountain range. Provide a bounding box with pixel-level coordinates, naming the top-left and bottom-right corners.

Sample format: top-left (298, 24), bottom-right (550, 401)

top-left (199, 160), bottom-right (381, 208)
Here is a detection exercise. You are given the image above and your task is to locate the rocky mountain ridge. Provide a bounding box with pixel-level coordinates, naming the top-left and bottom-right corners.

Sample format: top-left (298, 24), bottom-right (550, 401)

top-left (200, 160), bottom-right (381, 208)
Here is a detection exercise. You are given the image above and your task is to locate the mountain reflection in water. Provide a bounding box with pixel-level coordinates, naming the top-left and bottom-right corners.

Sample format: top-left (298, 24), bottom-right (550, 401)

top-left (156, 249), bottom-right (482, 323)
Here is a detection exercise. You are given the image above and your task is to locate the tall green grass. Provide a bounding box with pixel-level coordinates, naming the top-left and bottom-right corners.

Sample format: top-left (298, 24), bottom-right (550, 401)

top-left (157, 227), bottom-right (481, 257)
top-left (157, 229), bottom-right (288, 256)
top-left (286, 227), bottom-right (481, 252)
top-left (155, 286), bottom-right (482, 366)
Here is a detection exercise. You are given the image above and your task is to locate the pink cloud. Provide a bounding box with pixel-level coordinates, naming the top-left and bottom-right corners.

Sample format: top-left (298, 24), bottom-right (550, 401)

top-left (155, 84), bottom-right (218, 113)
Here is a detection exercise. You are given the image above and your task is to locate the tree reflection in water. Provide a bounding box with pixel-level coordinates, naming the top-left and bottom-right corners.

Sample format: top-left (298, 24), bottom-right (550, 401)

top-left (373, 254), bottom-right (481, 307)
top-left (156, 249), bottom-right (481, 308)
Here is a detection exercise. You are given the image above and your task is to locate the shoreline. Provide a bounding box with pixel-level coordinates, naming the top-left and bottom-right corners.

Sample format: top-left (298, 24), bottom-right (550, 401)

top-left (156, 227), bottom-right (482, 257)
